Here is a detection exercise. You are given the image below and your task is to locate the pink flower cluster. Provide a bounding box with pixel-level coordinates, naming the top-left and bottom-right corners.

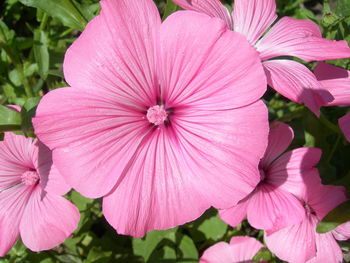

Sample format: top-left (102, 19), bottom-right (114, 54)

top-left (1, 0), bottom-right (350, 261)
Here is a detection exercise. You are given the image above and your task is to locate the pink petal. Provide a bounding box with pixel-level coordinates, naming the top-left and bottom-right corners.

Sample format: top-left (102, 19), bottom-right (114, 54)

top-left (268, 147), bottom-right (322, 199)
top-left (256, 17), bottom-right (350, 62)
top-left (63, 0), bottom-right (161, 108)
top-left (199, 242), bottom-right (234, 263)
top-left (35, 141), bottom-right (70, 196)
top-left (307, 184), bottom-right (347, 220)
top-left (233, 0), bottom-right (277, 45)
top-left (219, 198), bottom-right (249, 228)
top-left (314, 62), bottom-right (350, 107)
top-left (19, 187), bottom-right (80, 252)
top-left (0, 184), bottom-right (31, 256)
top-left (333, 221), bottom-right (350, 241)
top-left (265, 215), bottom-right (317, 263)
top-left (247, 183), bottom-right (305, 231)
top-left (263, 60), bottom-right (333, 116)
top-left (103, 100), bottom-right (268, 237)
top-left (171, 0), bottom-right (232, 29)
top-left (159, 11), bottom-right (267, 110)
top-left (340, 113), bottom-right (350, 142)
top-left (307, 232), bottom-right (343, 263)
top-left (0, 133), bottom-right (36, 190)
top-left (229, 236), bottom-right (263, 262)
top-left (260, 121), bottom-right (294, 168)
top-left (33, 88), bottom-right (150, 198)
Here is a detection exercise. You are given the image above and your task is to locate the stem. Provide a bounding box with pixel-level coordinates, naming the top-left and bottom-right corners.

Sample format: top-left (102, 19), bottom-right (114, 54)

top-left (327, 135), bottom-right (341, 163)
top-left (39, 13), bottom-right (49, 31)
top-left (319, 114), bottom-right (341, 134)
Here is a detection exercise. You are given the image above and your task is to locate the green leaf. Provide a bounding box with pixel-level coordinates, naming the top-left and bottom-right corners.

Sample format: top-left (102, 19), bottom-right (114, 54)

top-left (33, 29), bottom-right (49, 79)
top-left (336, 0), bottom-right (350, 17)
top-left (162, 0), bottom-right (180, 20)
top-left (85, 247), bottom-right (112, 263)
top-left (19, 0), bottom-right (87, 30)
top-left (133, 228), bottom-right (177, 262)
top-left (317, 200), bottom-right (350, 233)
top-left (198, 214), bottom-right (227, 240)
top-left (20, 97), bottom-right (41, 135)
top-left (177, 235), bottom-right (198, 262)
top-left (70, 190), bottom-right (94, 211)
top-left (0, 105), bottom-right (21, 132)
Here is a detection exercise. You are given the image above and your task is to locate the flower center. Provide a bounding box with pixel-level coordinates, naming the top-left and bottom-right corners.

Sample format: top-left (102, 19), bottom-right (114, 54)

top-left (21, 170), bottom-right (39, 186)
top-left (146, 105), bottom-right (168, 126)
top-left (304, 202), bottom-right (316, 216)
top-left (259, 168), bottom-right (266, 181)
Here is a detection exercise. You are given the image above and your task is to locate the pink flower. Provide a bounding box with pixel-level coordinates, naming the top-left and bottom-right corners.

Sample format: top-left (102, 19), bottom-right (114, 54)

top-left (33, 0), bottom-right (268, 237)
top-left (0, 132), bottom-right (79, 255)
top-left (339, 113), bottom-right (350, 142)
top-left (220, 122), bottom-right (319, 231)
top-left (199, 236), bottom-right (263, 263)
top-left (172, 0), bottom-right (350, 115)
top-left (264, 174), bottom-right (349, 263)
top-left (314, 62), bottom-right (350, 107)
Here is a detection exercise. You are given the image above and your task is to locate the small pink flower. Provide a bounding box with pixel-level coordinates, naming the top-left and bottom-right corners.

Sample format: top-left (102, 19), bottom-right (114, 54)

top-left (173, 0), bottom-right (350, 115)
top-left (220, 122), bottom-right (319, 231)
top-left (314, 62), bottom-right (350, 107)
top-left (33, 0), bottom-right (268, 237)
top-left (199, 236), bottom-right (264, 263)
top-left (264, 174), bottom-right (348, 263)
top-left (0, 132), bottom-right (79, 256)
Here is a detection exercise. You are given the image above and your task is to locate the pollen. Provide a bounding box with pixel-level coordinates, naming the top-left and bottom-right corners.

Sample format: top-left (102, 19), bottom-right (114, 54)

top-left (146, 105), bottom-right (168, 126)
top-left (21, 170), bottom-right (39, 186)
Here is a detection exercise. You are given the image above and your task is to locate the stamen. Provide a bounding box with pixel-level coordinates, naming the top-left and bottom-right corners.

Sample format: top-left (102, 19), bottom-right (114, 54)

top-left (146, 105), bottom-right (168, 126)
top-left (21, 170), bottom-right (39, 186)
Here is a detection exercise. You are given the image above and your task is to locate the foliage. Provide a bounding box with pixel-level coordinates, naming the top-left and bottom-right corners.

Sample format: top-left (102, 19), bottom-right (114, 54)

top-left (0, 0), bottom-right (350, 262)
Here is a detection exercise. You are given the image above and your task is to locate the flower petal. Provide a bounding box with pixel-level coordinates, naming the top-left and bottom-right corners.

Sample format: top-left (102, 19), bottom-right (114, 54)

top-left (171, 0), bottom-right (232, 29)
top-left (247, 184), bottom-right (305, 231)
top-left (233, 0), bottom-right (277, 45)
top-left (260, 121), bottom-right (294, 168)
top-left (0, 184), bottom-right (30, 256)
top-left (268, 147), bottom-right (322, 198)
top-left (263, 60), bottom-right (333, 116)
top-left (229, 236), bottom-right (263, 262)
top-left (307, 232), bottom-right (343, 263)
top-left (265, 215), bottom-right (317, 263)
top-left (219, 198), bottom-right (249, 228)
top-left (159, 11), bottom-right (266, 110)
top-left (340, 113), bottom-right (350, 142)
top-left (103, 100), bottom-right (268, 237)
top-left (333, 221), bottom-right (350, 241)
top-left (19, 187), bottom-right (80, 252)
top-left (257, 17), bottom-right (350, 61)
top-left (199, 242), bottom-right (234, 263)
top-left (314, 63), bottom-right (350, 107)
top-left (63, 0), bottom-right (161, 108)
top-left (33, 88), bottom-right (150, 198)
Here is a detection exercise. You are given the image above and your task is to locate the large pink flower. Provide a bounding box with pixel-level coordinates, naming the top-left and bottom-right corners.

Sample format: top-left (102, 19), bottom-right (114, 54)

top-left (199, 236), bottom-right (263, 263)
top-left (33, 0), bottom-right (268, 237)
top-left (220, 122), bottom-right (319, 231)
top-left (0, 132), bottom-right (79, 256)
top-left (173, 0), bottom-right (350, 115)
top-left (264, 174), bottom-right (349, 263)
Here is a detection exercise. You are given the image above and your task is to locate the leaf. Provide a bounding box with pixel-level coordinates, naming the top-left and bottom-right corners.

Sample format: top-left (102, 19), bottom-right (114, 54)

top-left (133, 228), bottom-right (177, 262)
top-left (317, 200), bottom-right (350, 233)
top-left (177, 234), bottom-right (198, 262)
top-left (0, 105), bottom-right (21, 132)
top-left (85, 247), bottom-right (112, 263)
top-left (162, 0), bottom-right (180, 20)
top-left (33, 29), bottom-right (49, 79)
top-left (20, 97), bottom-right (41, 135)
top-left (198, 214), bottom-right (227, 240)
top-left (19, 0), bottom-right (87, 30)
top-left (336, 0), bottom-right (350, 17)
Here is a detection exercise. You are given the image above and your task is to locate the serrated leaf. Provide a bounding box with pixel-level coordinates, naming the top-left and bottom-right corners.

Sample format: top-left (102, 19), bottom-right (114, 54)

top-left (336, 0), bottom-right (350, 17)
top-left (177, 235), bottom-right (198, 262)
top-left (20, 97), bottom-right (41, 135)
top-left (19, 0), bottom-right (87, 30)
top-left (317, 200), bottom-right (350, 233)
top-left (162, 0), bottom-right (180, 20)
top-left (33, 29), bottom-right (49, 79)
top-left (198, 214), bottom-right (227, 240)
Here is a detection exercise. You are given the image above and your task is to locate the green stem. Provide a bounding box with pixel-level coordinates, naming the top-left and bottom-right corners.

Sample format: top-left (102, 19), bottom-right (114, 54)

top-left (39, 13), bottom-right (49, 31)
top-left (327, 134), bottom-right (341, 163)
top-left (319, 114), bottom-right (341, 134)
